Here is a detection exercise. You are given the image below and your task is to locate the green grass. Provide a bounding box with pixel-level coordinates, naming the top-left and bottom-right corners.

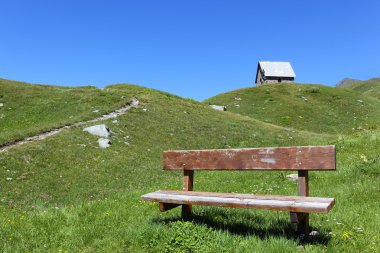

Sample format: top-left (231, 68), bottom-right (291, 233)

top-left (341, 79), bottom-right (380, 99)
top-left (0, 82), bottom-right (379, 252)
top-left (0, 78), bottom-right (132, 146)
top-left (205, 83), bottom-right (380, 134)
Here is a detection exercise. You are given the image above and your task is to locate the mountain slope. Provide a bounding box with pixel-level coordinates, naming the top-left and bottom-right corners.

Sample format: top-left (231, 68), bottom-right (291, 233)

top-left (205, 83), bottom-right (380, 134)
top-left (341, 78), bottom-right (380, 99)
top-left (0, 78), bottom-right (132, 146)
top-left (336, 78), bottom-right (360, 87)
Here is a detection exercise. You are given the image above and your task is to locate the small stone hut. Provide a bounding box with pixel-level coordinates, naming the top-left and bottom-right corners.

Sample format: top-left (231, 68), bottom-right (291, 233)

top-left (255, 61), bottom-right (296, 86)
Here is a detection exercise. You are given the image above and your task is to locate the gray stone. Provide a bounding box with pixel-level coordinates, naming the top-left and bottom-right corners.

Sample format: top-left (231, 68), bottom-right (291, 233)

top-left (98, 138), bottom-right (111, 148)
top-left (309, 230), bottom-right (319, 236)
top-left (286, 173), bottom-right (298, 182)
top-left (83, 124), bottom-right (110, 137)
top-left (209, 105), bottom-right (226, 111)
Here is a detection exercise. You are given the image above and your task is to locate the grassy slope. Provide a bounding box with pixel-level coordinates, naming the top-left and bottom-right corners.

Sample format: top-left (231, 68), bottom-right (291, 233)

top-left (205, 83), bottom-right (380, 134)
top-left (0, 83), bottom-right (379, 252)
top-left (342, 78), bottom-right (380, 99)
top-left (0, 78), bottom-right (132, 146)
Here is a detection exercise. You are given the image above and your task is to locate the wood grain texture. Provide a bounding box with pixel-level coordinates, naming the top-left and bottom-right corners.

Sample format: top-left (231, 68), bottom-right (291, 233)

top-left (298, 170), bottom-right (309, 197)
top-left (183, 170), bottom-right (194, 191)
top-left (141, 190), bottom-right (336, 213)
top-left (182, 170), bottom-right (194, 219)
top-left (163, 146), bottom-right (336, 171)
top-left (297, 170), bottom-right (310, 235)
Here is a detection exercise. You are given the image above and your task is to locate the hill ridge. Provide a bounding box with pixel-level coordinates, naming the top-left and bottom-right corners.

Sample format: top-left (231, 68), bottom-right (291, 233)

top-left (205, 83), bottom-right (380, 134)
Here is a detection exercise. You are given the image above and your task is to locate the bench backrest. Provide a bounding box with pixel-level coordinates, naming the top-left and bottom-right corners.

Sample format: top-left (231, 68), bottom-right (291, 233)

top-left (163, 145), bottom-right (336, 171)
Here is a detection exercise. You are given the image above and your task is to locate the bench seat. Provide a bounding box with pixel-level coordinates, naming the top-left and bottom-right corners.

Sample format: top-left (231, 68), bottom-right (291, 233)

top-left (142, 190), bottom-right (335, 214)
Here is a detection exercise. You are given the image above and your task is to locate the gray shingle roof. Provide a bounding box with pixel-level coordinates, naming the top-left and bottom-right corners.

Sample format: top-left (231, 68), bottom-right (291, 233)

top-left (259, 61), bottom-right (296, 78)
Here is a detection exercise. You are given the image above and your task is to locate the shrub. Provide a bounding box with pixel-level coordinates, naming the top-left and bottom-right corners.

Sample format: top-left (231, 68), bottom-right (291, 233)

top-left (306, 87), bottom-right (321, 93)
top-left (367, 123), bottom-right (378, 130)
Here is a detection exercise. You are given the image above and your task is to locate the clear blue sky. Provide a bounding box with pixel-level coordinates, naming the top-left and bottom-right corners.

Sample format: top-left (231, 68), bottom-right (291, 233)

top-left (1, 0), bottom-right (379, 100)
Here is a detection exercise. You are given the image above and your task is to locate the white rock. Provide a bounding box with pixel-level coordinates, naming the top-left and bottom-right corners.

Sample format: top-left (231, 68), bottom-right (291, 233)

top-left (142, 108), bottom-right (147, 112)
top-left (309, 230), bottom-right (318, 236)
top-left (98, 138), bottom-right (111, 148)
top-left (93, 109), bottom-right (99, 113)
top-left (83, 124), bottom-right (110, 137)
top-left (112, 120), bottom-right (118, 124)
top-left (0, 103), bottom-right (3, 107)
top-left (286, 173), bottom-right (298, 182)
top-left (209, 105), bottom-right (226, 111)
top-left (6, 177), bottom-right (12, 181)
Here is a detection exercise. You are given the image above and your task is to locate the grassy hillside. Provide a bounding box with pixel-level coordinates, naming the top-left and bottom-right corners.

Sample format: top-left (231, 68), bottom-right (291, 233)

top-left (342, 78), bottom-right (380, 99)
top-left (0, 84), bottom-right (328, 207)
top-left (0, 82), bottom-right (379, 252)
top-left (0, 78), bottom-right (132, 146)
top-left (205, 83), bottom-right (380, 134)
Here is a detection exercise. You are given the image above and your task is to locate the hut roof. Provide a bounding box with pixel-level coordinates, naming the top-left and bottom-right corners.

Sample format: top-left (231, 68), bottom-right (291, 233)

top-left (258, 61), bottom-right (296, 78)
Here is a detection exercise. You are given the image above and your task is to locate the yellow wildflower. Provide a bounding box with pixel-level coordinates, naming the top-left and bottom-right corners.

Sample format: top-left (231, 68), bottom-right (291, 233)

top-left (360, 154), bottom-right (368, 163)
top-left (343, 231), bottom-right (351, 239)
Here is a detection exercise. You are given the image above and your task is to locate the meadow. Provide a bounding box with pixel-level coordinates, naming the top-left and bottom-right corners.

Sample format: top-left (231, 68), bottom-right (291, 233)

top-left (0, 80), bottom-right (379, 252)
top-left (0, 78), bottom-right (129, 146)
top-left (205, 83), bottom-right (380, 134)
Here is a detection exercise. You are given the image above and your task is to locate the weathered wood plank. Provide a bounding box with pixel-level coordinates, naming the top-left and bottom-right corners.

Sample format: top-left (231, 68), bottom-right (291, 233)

top-left (183, 170), bottom-right (194, 191)
top-left (298, 170), bottom-right (309, 197)
top-left (152, 190), bottom-right (334, 203)
top-left (163, 146), bottom-right (336, 171)
top-left (182, 170), bottom-right (194, 219)
top-left (141, 191), bottom-right (335, 213)
top-left (297, 170), bottom-right (310, 235)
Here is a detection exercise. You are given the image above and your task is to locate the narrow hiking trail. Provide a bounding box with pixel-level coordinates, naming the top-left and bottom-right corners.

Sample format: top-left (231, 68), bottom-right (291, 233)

top-left (0, 99), bottom-right (140, 153)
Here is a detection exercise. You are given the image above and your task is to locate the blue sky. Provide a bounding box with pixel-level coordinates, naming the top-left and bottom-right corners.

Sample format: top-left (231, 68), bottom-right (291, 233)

top-left (1, 0), bottom-right (379, 100)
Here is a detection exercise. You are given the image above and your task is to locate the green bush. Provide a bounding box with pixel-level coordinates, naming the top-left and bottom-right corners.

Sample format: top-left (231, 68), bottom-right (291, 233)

top-left (306, 87), bottom-right (321, 93)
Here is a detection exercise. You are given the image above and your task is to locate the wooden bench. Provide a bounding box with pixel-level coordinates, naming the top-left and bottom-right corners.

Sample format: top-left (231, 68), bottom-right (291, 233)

top-left (142, 145), bottom-right (336, 237)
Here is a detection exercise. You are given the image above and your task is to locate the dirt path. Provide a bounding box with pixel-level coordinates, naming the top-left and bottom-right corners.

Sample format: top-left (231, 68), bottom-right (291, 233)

top-left (0, 99), bottom-right (140, 153)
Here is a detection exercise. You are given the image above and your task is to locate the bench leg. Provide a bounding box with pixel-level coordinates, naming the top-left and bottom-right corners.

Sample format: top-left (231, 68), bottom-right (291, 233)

top-left (297, 213), bottom-right (309, 237)
top-left (181, 205), bottom-right (192, 220)
top-left (290, 212), bottom-right (310, 237)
